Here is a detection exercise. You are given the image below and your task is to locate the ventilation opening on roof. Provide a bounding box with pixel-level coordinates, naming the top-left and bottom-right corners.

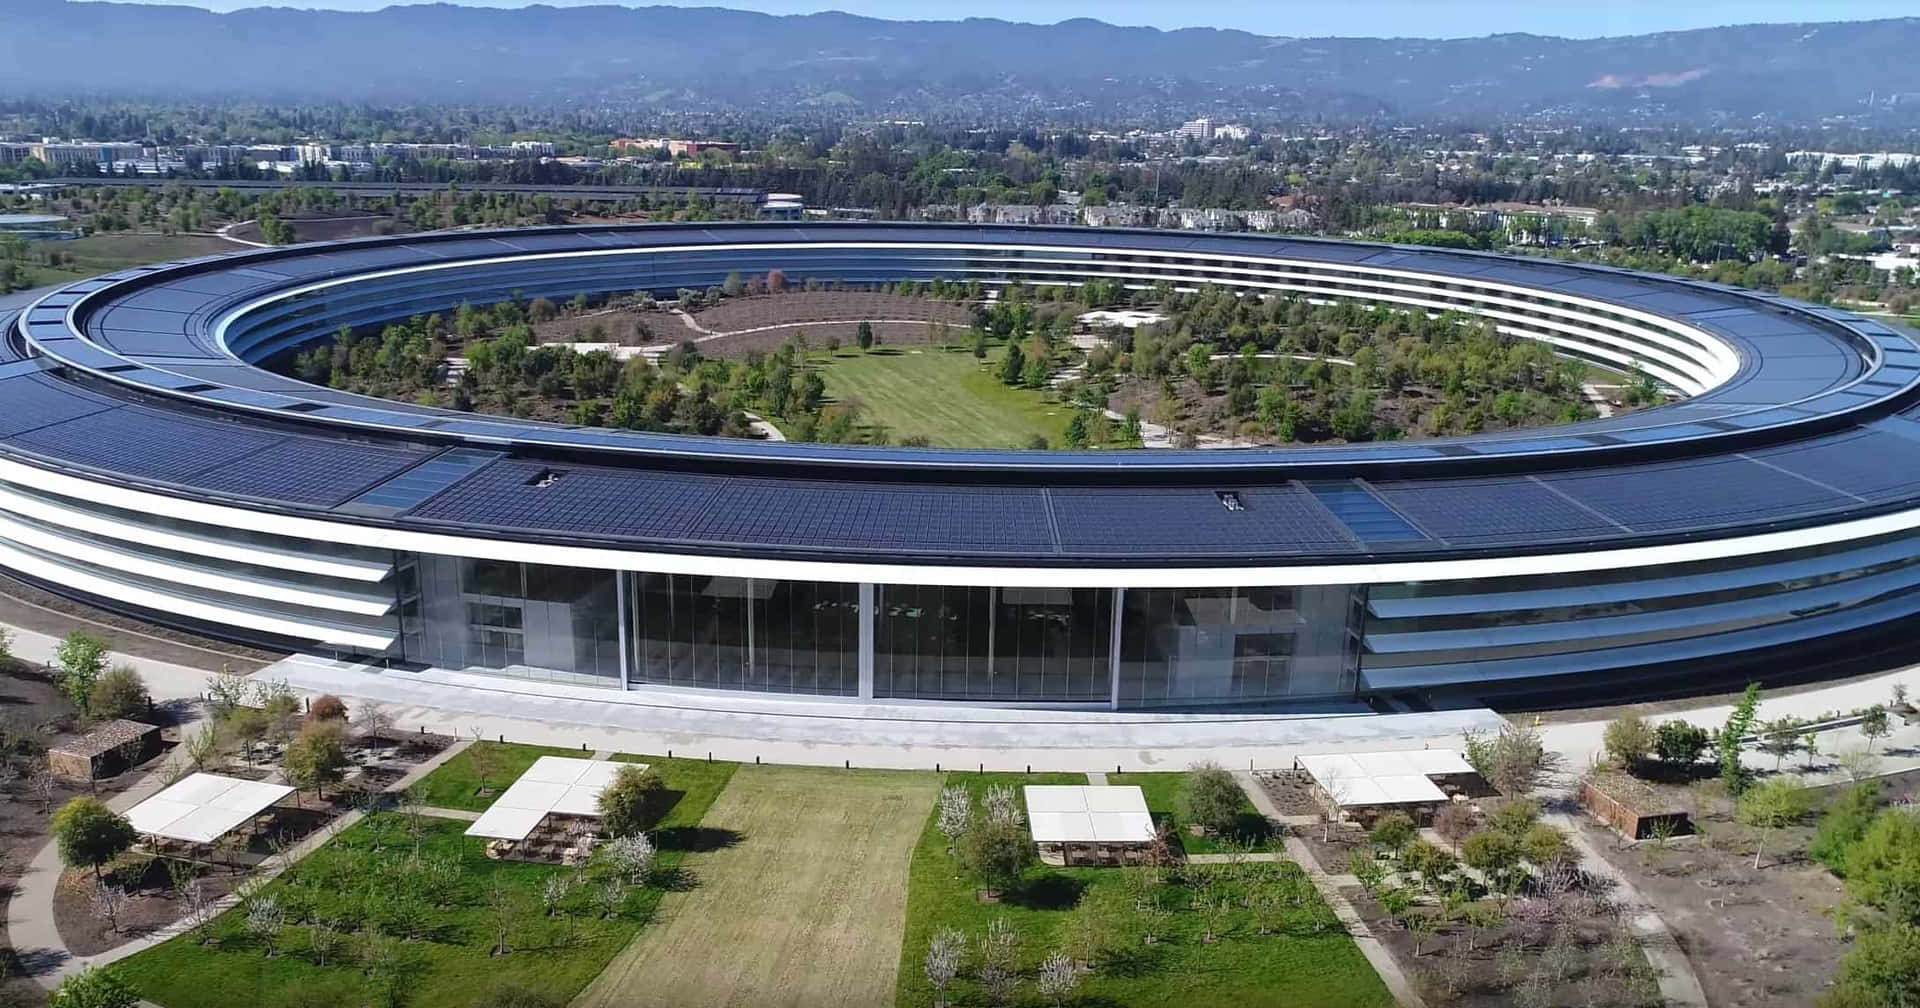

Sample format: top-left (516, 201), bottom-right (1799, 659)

top-left (526, 468), bottom-right (565, 488)
top-left (176, 383), bottom-right (219, 393)
top-left (282, 402), bottom-right (327, 413)
top-left (1216, 491), bottom-right (1246, 512)
top-left (99, 364), bottom-right (140, 373)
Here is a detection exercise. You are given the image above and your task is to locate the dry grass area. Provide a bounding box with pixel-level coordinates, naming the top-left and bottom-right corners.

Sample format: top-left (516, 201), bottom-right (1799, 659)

top-left (574, 764), bottom-right (940, 1008)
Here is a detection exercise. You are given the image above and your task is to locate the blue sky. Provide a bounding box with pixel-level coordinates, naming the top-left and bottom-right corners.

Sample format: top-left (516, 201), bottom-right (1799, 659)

top-left (117, 0), bottom-right (1911, 39)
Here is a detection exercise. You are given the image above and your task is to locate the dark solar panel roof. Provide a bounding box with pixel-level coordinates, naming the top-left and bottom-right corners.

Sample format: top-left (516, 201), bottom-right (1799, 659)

top-left (6, 222), bottom-right (1920, 565)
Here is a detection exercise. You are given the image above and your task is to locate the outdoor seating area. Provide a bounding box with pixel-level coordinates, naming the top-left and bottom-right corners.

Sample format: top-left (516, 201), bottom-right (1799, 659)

top-left (1022, 784), bottom-right (1156, 866)
top-left (1295, 749), bottom-right (1479, 827)
top-left (465, 756), bottom-right (631, 863)
top-left (124, 772), bottom-right (295, 849)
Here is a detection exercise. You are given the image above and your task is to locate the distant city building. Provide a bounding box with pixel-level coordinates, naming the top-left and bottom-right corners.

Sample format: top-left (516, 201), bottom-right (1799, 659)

top-left (1787, 151), bottom-right (1920, 172)
top-left (27, 142), bottom-right (144, 168)
top-left (1174, 117), bottom-right (1215, 141)
top-left (758, 192), bottom-right (805, 221)
top-left (610, 138), bottom-right (740, 157)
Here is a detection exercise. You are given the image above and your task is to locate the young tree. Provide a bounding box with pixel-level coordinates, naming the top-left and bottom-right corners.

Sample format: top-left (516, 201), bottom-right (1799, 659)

top-left (975, 918), bottom-right (1019, 1007)
top-left (601, 833), bottom-right (656, 885)
top-left (205, 665), bottom-right (250, 716)
top-left (56, 632), bottom-right (110, 714)
top-left (52, 797), bottom-right (135, 880)
top-left (936, 785), bottom-right (973, 850)
top-left (1757, 717), bottom-right (1806, 770)
top-left (1369, 812), bottom-right (1418, 852)
top-left (244, 894), bottom-right (287, 957)
top-left (540, 874), bottom-right (574, 917)
top-left (1178, 762), bottom-right (1245, 837)
top-left (50, 967), bottom-right (138, 1008)
top-left (925, 928), bottom-right (966, 1007)
top-left (598, 764), bottom-right (668, 836)
top-left (1860, 705), bottom-right (1893, 754)
top-left (489, 878), bottom-right (521, 954)
top-left (1037, 950), bottom-right (1079, 1007)
top-left (982, 784), bottom-right (1023, 827)
top-left (87, 665), bottom-right (147, 721)
top-left (960, 814), bottom-right (1035, 898)
top-left (1720, 683), bottom-right (1763, 794)
top-left (284, 720), bottom-right (349, 800)
top-left (857, 321), bottom-right (875, 352)
top-left (1737, 778), bottom-right (1811, 869)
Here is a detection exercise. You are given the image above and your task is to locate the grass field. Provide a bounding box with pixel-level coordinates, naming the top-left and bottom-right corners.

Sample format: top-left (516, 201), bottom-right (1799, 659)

top-left (812, 345), bottom-right (1076, 449)
top-left (115, 816), bottom-right (645, 1008)
top-left (1108, 771), bottom-right (1277, 854)
top-left (896, 773), bottom-right (1392, 1008)
top-left (576, 764), bottom-right (941, 1008)
top-left (409, 741), bottom-right (583, 811)
top-left (28, 233), bottom-right (238, 286)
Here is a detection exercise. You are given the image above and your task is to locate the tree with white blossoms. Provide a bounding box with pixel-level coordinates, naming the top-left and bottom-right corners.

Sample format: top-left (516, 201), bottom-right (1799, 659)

top-left (1037, 950), bottom-right (1080, 1007)
top-left (925, 928), bottom-right (966, 1007)
top-left (976, 917), bottom-right (1019, 1007)
top-left (983, 784), bottom-right (1024, 827)
top-left (541, 874), bottom-right (575, 917)
top-left (602, 833), bottom-right (656, 886)
top-left (937, 786), bottom-right (973, 849)
top-left (244, 894), bottom-right (287, 957)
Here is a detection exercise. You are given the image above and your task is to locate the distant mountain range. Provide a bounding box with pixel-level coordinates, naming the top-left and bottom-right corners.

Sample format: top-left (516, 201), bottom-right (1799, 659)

top-left (7, 0), bottom-right (1920, 123)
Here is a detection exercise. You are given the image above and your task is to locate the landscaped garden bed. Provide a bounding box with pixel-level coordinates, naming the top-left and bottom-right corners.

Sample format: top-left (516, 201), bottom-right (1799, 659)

top-left (895, 772), bottom-right (1391, 1007)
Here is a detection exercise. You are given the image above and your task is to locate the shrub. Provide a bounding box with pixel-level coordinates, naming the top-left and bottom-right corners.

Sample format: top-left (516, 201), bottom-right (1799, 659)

top-left (52, 797), bottom-right (136, 880)
top-left (1603, 715), bottom-right (1655, 770)
top-left (1462, 830), bottom-right (1525, 892)
top-left (1177, 762), bottom-right (1244, 836)
top-left (1465, 724), bottom-right (1552, 795)
top-left (307, 694), bottom-right (349, 724)
top-left (51, 967), bottom-right (138, 1008)
top-left (1811, 782), bottom-right (1882, 876)
top-left (1654, 721), bottom-right (1712, 765)
top-left (1402, 839), bottom-right (1458, 891)
top-left (598, 764), bottom-right (668, 837)
top-left (1828, 923), bottom-right (1920, 1008)
top-left (473, 982), bottom-right (563, 1008)
top-left (87, 665), bottom-right (147, 721)
top-left (284, 720), bottom-right (349, 799)
top-left (1487, 798), bottom-right (1541, 837)
top-left (1520, 823), bottom-right (1573, 867)
top-left (1368, 812), bottom-right (1417, 852)
top-left (1839, 808), bottom-right (1920, 923)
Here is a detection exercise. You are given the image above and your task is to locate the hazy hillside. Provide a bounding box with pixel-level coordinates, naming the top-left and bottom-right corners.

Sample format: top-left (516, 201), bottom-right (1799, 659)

top-left (6, 0), bottom-right (1920, 122)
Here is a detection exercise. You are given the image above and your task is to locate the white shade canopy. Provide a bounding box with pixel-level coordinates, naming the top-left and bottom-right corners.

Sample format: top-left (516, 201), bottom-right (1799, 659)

top-left (125, 773), bottom-right (294, 844)
top-left (1296, 749), bottom-right (1470, 808)
top-left (1023, 785), bottom-right (1155, 845)
top-left (465, 757), bottom-right (636, 841)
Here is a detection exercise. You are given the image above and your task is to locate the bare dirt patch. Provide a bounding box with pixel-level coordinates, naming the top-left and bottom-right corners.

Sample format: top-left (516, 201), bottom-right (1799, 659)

top-left (574, 765), bottom-right (939, 1008)
top-left (1571, 770), bottom-right (1920, 1007)
top-left (530, 291), bottom-right (975, 356)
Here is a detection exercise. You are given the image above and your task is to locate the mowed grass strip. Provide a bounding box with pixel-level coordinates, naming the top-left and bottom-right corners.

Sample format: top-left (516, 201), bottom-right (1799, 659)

top-left (813, 346), bottom-right (1071, 449)
top-left (575, 764), bottom-right (942, 1008)
top-left (897, 773), bottom-right (1393, 1008)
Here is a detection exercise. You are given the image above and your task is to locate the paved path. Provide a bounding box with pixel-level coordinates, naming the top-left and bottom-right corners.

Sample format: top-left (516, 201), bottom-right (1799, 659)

top-left (412, 805), bottom-right (481, 822)
top-left (1236, 771), bottom-right (1425, 1008)
top-left (265, 655), bottom-right (1508, 773)
top-left (1549, 812), bottom-right (1709, 1008)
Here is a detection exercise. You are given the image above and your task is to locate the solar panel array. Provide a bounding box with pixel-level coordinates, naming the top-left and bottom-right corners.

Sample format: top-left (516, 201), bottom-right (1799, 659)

top-left (5, 222), bottom-right (1920, 564)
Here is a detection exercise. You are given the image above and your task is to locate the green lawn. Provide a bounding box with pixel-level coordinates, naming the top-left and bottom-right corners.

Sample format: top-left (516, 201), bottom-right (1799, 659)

top-left (114, 816), bottom-right (644, 1008)
top-left (1108, 771), bottom-right (1277, 854)
top-left (408, 741), bottom-right (584, 811)
top-left (116, 748), bottom-right (739, 1008)
top-left (897, 773), bottom-right (1390, 1008)
top-left (812, 345), bottom-right (1077, 449)
top-left (27, 233), bottom-right (239, 287)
